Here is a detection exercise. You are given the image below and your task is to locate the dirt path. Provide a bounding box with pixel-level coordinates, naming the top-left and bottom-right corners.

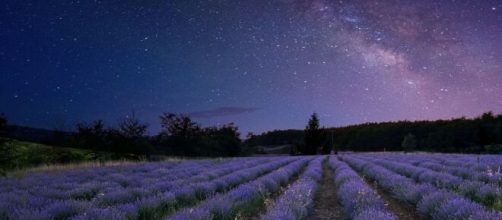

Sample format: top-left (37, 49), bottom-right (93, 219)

top-left (309, 161), bottom-right (345, 220)
top-left (362, 175), bottom-right (424, 220)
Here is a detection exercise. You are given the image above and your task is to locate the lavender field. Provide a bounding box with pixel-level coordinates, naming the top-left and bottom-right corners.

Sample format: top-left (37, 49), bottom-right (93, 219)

top-left (1, 153), bottom-right (502, 220)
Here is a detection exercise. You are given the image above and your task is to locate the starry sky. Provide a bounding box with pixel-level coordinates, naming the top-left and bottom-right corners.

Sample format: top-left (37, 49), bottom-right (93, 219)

top-left (1, 0), bottom-right (502, 135)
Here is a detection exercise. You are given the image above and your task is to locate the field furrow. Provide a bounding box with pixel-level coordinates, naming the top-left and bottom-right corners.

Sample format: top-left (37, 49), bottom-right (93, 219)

top-left (355, 154), bottom-right (502, 210)
top-left (329, 156), bottom-right (397, 220)
top-left (341, 155), bottom-right (502, 220)
top-left (310, 158), bottom-right (345, 220)
top-left (167, 157), bottom-right (313, 219)
top-left (260, 156), bottom-right (325, 219)
top-left (2, 153), bottom-right (502, 220)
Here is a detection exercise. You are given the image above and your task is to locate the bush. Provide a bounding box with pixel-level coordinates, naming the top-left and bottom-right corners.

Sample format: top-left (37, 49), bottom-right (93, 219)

top-left (484, 144), bottom-right (502, 154)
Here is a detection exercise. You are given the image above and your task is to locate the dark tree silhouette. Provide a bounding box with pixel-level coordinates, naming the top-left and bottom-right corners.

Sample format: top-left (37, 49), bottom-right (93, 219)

top-left (159, 113), bottom-right (200, 138)
top-left (119, 113), bottom-right (148, 138)
top-left (157, 113), bottom-right (242, 156)
top-left (247, 112), bottom-right (502, 154)
top-left (201, 123), bottom-right (241, 156)
top-left (74, 120), bottom-right (107, 151)
top-left (158, 113), bottom-right (201, 155)
top-left (402, 133), bottom-right (417, 152)
top-left (304, 113), bottom-right (322, 155)
top-left (110, 113), bottom-right (152, 155)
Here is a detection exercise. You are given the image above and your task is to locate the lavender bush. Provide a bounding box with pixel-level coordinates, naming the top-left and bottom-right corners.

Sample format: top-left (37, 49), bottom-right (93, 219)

top-left (330, 156), bottom-right (397, 220)
top-left (168, 157), bottom-right (313, 219)
top-left (261, 156), bottom-right (325, 220)
top-left (341, 154), bottom-right (502, 220)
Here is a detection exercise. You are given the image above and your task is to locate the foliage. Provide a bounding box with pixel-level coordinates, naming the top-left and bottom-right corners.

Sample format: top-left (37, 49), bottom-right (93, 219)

top-left (303, 113), bottom-right (323, 155)
top-left (72, 117), bottom-right (152, 156)
top-left (243, 129), bottom-right (304, 147)
top-left (246, 112), bottom-right (502, 153)
top-left (484, 144), bottom-right (502, 154)
top-left (118, 113), bottom-right (148, 138)
top-left (0, 139), bottom-right (117, 173)
top-left (402, 133), bottom-right (417, 152)
top-left (159, 113), bottom-right (200, 138)
top-left (156, 113), bottom-right (241, 157)
top-left (74, 120), bottom-right (108, 151)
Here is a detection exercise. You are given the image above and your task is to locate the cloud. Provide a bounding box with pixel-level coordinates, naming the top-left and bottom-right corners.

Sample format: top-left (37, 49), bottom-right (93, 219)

top-left (189, 107), bottom-right (260, 118)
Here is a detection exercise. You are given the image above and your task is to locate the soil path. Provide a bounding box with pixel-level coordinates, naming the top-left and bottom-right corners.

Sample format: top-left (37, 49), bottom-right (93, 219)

top-left (309, 161), bottom-right (345, 220)
top-left (362, 175), bottom-right (424, 220)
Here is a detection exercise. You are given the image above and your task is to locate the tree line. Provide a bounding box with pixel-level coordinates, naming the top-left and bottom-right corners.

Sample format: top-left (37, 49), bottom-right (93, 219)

top-left (3, 111), bottom-right (502, 157)
top-left (0, 113), bottom-right (241, 158)
top-left (246, 112), bottom-right (502, 154)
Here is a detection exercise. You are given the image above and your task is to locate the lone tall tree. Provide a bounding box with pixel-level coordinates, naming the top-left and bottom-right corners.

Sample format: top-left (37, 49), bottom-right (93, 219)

top-left (304, 113), bottom-right (322, 155)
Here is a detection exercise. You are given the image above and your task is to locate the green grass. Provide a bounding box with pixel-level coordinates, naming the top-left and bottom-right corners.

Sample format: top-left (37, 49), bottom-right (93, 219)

top-left (0, 138), bottom-right (118, 174)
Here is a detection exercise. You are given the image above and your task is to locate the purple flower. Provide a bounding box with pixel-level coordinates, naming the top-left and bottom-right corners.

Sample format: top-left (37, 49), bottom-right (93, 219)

top-left (435, 197), bottom-right (483, 220)
top-left (353, 208), bottom-right (397, 220)
top-left (44, 200), bottom-right (84, 220)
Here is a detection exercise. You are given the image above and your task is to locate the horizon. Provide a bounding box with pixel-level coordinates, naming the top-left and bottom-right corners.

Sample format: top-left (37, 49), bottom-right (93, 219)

top-left (2, 0), bottom-right (502, 135)
top-left (4, 110), bottom-right (500, 138)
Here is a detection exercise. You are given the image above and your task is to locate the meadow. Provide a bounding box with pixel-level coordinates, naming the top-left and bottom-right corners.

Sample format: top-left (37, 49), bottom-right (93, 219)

top-left (1, 153), bottom-right (502, 220)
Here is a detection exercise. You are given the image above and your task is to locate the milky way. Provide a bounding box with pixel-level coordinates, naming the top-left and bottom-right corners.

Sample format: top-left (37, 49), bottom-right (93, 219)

top-left (1, 0), bottom-right (501, 134)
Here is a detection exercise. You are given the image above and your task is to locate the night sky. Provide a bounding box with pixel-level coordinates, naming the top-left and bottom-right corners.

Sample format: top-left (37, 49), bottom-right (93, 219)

top-left (1, 0), bottom-right (502, 135)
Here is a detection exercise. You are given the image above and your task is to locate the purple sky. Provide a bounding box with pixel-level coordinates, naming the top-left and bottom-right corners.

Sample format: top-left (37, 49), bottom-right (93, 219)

top-left (1, 0), bottom-right (502, 135)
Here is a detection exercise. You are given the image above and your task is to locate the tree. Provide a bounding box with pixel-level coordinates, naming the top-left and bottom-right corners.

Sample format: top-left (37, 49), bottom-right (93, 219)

top-left (304, 113), bottom-right (322, 155)
top-left (201, 123), bottom-right (241, 156)
top-left (158, 113), bottom-right (201, 155)
top-left (119, 112), bottom-right (148, 138)
top-left (159, 113), bottom-right (200, 138)
top-left (402, 133), bottom-right (417, 152)
top-left (113, 113), bottom-right (152, 155)
top-left (321, 129), bottom-right (335, 154)
top-left (74, 120), bottom-right (107, 151)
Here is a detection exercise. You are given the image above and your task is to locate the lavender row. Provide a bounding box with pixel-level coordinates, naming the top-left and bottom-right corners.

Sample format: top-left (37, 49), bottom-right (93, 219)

top-left (0, 157), bottom-right (281, 219)
top-left (69, 157), bottom-right (298, 220)
top-left (428, 154), bottom-right (502, 171)
top-left (372, 153), bottom-right (502, 182)
top-left (406, 155), bottom-right (502, 186)
top-left (0, 158), bottom-right (256, 196)
top-left (329, 156), bottom-right (397, 220)
top-left (355, 154), bottom-right (502, 210)
top-left (1, 157), bottom-right (268, 203)
top-left (361, 153), bottom-right (502, 186)
top-left (341, 155), bottom-right (502, 220)
top-left (418, 161), bottom-right (502, 186)
top-left (397, 155), bottom-right (502, 187)
top-left (260, 156), bottom-right (325, 220)
top-left (167, 157), bottom-right (314, 220)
